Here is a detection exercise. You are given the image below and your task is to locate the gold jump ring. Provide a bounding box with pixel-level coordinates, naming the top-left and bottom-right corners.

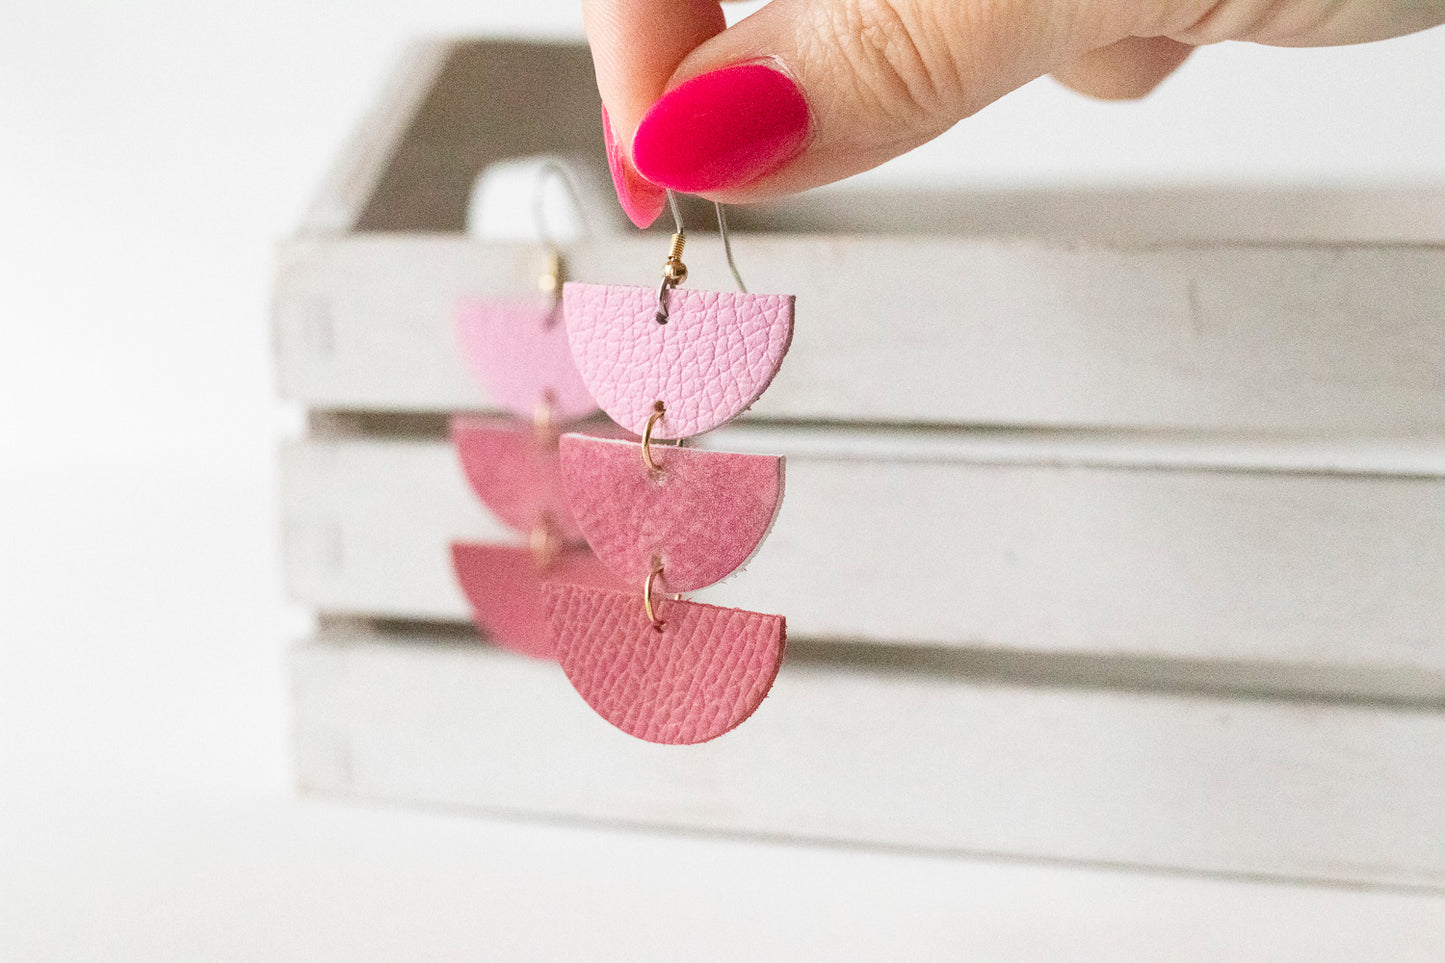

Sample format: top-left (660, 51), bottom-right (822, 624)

top-left (530, 519), bottom-right (557, 570)
top-left (644, 564), bottom-right (665, 630)
top-left (641, 401), bottom-right (665, 472)
top-left (533, 394), bottom-right (556, 445)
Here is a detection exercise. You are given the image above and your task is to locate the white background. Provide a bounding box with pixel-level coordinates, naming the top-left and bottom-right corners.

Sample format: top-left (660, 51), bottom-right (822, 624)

top-left (2, 1), bottom-right (1444, 959)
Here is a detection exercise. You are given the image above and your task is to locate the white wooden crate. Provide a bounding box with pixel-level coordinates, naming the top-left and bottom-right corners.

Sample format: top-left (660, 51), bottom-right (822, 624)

top-left (275, 233), bottom-right (1445, 433)
top-left (281, 425), bottom-right (1445, 673)
top-left (276, 37), bottom-right (1445, 888)
top-left (295, 624), bottom-right (1445, 889)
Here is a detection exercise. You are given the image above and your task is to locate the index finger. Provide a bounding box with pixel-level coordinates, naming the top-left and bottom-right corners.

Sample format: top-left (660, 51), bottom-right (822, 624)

top-left (585, 0), bottom-right (727, 142)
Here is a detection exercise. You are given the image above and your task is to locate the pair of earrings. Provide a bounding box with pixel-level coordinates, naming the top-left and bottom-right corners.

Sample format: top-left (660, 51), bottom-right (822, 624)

top-left (455, 181), bottom-right (794, 745)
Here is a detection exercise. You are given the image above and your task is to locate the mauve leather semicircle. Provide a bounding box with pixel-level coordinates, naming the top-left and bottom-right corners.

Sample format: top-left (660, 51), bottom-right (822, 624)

top-left (558, 433), bottom-right (785, 593)
top-left (451, 415), bottom-right (584, 542)
top-left (544, 582), bottom-right (786, 744)
top-left (451, 543), bottom-right (620, 659)
top-left (452, 416), bottom-right (632, 542)
top-left (562, 282), bottom-right (794, 439)
top-left (455, 297), bottom-right (598, 422)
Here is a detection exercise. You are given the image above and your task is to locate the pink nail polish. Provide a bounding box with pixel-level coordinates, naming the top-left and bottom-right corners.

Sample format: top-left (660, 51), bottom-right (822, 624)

top-left (631, 63), bottom-right (810, 194)
top-left (602, 104), bottom-right (666, 229)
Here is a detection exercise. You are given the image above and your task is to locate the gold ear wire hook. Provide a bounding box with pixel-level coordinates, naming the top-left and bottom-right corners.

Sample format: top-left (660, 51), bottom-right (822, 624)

top-left (533, 159), bottom-right (594, 243)
top-left (532, 160), bottom-right (591, 314)
top-left (655, 191), bottom-right (688, 324)
top-left (715, 201), bottom-right (747, 294)
top-left (663, 231), bottom-right (688, 284)
top-left (654, 194), bottom-right (748, 324)
top-left (641, 401), bottom-right (665, 471)
top-left (538, 247), bottom-right (563, 298)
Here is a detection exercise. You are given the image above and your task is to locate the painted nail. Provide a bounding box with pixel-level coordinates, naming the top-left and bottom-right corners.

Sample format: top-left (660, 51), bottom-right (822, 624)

top-left (632, 63), bottom-right (810, 194)
top-left (602, 104), bottom-right (666, 229)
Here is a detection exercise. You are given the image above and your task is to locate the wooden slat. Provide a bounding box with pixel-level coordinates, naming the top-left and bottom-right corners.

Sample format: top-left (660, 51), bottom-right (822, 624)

top-left (732, 183), bottom-right (1445, 244)
top-left (297, 39), bottom-right (611, 236)
top-left (292, 626), bottom-right (1445, 888)
top-left (272, 233), bottom-right (1445, 433)
top-left (279, 431), bottom-right (1445, 671)
top-left (298, 39), bottom-right (452, 236)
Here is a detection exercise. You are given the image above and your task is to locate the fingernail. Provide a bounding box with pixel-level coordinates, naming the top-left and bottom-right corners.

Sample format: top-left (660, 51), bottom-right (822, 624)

top-left (602, 104), bottom-right (666, 229)
top-left (632, 62), bottom-right (810, 194)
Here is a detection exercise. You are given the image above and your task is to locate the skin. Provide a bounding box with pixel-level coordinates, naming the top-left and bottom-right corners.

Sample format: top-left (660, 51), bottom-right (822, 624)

top-left (586, 0), bottom-right (1445, 202)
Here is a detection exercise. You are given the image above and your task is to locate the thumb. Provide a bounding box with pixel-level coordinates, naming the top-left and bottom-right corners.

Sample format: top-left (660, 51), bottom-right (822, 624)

top-left (613, 0), bottom-right (1138, 201)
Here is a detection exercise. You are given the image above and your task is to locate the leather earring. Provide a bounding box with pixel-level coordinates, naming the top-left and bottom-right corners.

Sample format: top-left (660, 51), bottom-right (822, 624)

top-left (546, 193), bottom-right (795, 744)
top-left (450, 166), bottom-right (623, 658)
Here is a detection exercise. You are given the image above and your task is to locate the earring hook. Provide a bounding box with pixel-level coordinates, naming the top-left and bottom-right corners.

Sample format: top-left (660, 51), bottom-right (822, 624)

top-left (665, 188), bottom-right (685, 236)
top-left (655, 192), bottom-right (748, 323)
top-left (715, 201), bottom-right (747, 295)
top-left (656, 190), bottom-right (688, 323)
top-left (533, 160), bottom-right (593, 301)
top-left (532, 159), bottom-right (594, 246)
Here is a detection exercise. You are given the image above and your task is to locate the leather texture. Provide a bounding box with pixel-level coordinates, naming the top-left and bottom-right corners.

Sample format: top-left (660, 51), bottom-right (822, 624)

top-left (451, 543), bottom-right (620, 659)
top-left (455, 297), bottom-right (598, 422)
top-left (562, 282), bottom-right (794, 439)
top-left (544, 582), bottom-right (786, 744)
top-left (559, 433), bottom-right (785, 593)
top-left (452, 415), bottom-right (628, 542)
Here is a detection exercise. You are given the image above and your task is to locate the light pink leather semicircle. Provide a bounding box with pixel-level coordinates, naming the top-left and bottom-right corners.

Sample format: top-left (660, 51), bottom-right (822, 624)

top-left (558, 433), bottom-right (784, 593)
top-left (455, 297), bottom-right (598, 422)
top-left (544, 582), bottom-right (786, 744)
top-left (452, 543), bottom-right (620, 659)
top-left (562, 282), bottom-right (794, 439)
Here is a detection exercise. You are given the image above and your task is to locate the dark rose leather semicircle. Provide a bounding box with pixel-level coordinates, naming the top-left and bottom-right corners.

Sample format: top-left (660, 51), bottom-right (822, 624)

top-left (544, 582), bottom-right (786, 744)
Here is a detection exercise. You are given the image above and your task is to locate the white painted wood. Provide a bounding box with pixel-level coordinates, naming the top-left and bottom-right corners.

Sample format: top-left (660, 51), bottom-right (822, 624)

top-left (704, 422), bottom-right (1445, 475)
top-left (293, 38), bottom-right (614, 236)
top-left (272, 233), bottom-right (1445, 433)
top-left (742, 183), bottom-right (1445, 244)
top-left (279, 432), bottom-right (1445, 672)
top-left (297, 39), bottom-right (453, 236)
top-left (292, 626), bottom-right (1445, 888)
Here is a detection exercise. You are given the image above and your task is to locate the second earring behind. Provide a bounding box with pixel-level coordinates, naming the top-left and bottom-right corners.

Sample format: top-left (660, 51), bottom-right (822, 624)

top-left (544, 194), bottom-right (796, 745)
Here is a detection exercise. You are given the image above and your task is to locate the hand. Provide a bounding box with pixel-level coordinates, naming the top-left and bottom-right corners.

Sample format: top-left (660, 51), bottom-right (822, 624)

top-left (587, 0), bottom-right (1445, 225)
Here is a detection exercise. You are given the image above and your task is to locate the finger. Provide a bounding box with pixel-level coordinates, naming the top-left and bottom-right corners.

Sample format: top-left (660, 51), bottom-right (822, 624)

top-left (584, 0), bottom-right (726, 139)
top-left (585, 0), bottom-right (727, 227)
top-left (1162, 0), bottom-right (1445, 47)
top-left (1051, 36), bottom-right (1194, 101)
top-left (627, 0), bottom-right (1144, 201)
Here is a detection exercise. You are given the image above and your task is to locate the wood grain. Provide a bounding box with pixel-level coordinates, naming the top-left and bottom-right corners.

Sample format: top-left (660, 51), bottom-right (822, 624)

top-left (273, 234), bottom-right (1445, 433)
top-left (293, 625), bottom-right (1445, 888)
top-left (279, 432), bottom-right (1445, 672)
